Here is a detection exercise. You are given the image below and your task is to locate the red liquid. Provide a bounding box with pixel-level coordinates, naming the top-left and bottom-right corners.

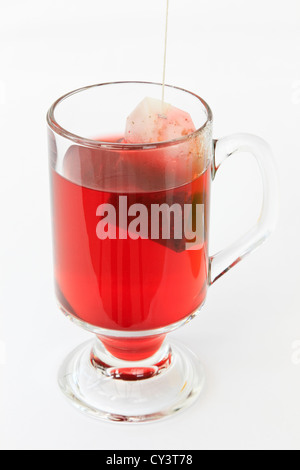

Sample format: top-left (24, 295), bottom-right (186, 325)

top-left (50, 138), bottom-right (211, 359)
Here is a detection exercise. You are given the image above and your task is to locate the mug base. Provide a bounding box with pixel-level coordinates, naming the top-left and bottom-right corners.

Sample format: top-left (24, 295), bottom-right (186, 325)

top-left (58, 338), bottom-right (205, 423)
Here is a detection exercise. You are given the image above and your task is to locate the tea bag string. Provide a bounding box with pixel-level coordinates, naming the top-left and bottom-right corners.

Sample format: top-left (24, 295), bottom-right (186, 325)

top-left (162, 0), bottom-right (170, 105)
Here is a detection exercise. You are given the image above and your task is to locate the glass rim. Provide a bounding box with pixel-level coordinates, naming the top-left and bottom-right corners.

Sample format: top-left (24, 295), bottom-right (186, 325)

top-left (46, 81), bottom-right (213, 150)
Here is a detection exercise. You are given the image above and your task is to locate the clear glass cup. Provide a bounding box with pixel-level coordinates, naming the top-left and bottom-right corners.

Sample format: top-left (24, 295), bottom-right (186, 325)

top-left (47, 81), bottom-right (278, 422)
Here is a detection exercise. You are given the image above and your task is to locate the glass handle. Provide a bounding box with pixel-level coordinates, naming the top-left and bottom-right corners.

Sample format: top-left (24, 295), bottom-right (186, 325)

top-left (209, 133), bottom-right (278, 285)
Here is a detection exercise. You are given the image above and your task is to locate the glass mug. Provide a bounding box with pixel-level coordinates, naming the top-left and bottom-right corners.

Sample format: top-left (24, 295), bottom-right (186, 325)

top-left (47, 82), bottom-right (278, 422)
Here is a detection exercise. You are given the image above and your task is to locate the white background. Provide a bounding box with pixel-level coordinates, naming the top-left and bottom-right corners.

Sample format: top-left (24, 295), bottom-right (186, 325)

top-left (0, 0), bottom-right (300, 450)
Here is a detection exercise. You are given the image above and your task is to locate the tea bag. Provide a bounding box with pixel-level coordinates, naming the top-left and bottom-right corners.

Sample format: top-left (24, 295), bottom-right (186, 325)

top-left (125, 97), bottom-right (196, 143)
top-left (125, 96), bottom-right (206, 183)
top-left (123, 97), bottom-right (207, 253)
